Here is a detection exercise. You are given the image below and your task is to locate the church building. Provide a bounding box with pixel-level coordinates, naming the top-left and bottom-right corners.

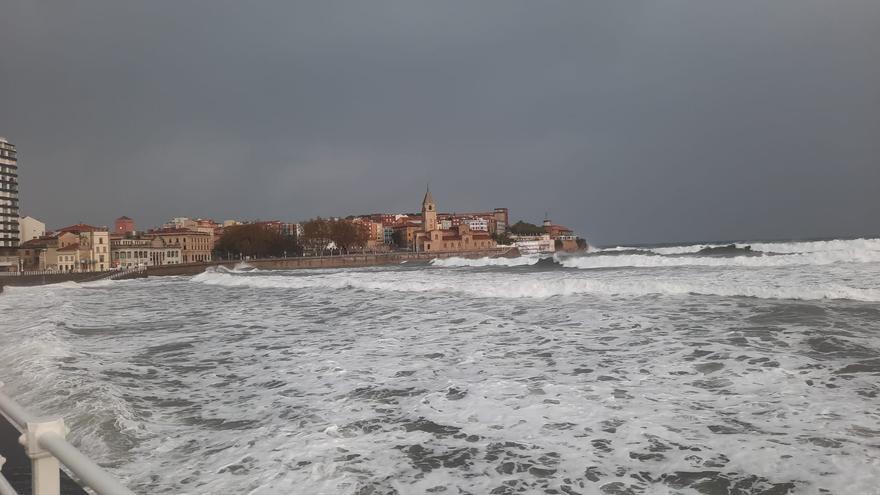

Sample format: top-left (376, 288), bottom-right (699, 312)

top-left (415, 188), bottom-right (496, 253)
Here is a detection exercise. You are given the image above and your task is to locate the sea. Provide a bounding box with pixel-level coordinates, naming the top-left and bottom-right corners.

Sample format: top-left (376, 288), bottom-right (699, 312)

top-left (1, 237), bottom-right (879, 495)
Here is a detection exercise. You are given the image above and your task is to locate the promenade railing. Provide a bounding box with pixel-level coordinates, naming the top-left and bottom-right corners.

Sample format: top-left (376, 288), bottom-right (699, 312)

top-left (0, 384), bottom-right (135, 495)
top-left (0, 267), bottom-right (146, 280)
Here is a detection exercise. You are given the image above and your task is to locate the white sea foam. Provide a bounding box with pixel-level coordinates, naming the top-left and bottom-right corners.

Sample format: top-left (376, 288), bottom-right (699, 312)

top-left (601, 237), bottom-right (880, 256)
top-left (191, 269), bottom-right (880, 302)
top-left (429, 255), bottom-right (546, 267)
top-left (559, 249), bottom-right (880, 269)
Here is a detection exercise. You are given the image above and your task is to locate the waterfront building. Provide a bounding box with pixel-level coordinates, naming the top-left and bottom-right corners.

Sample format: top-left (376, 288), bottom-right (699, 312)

top-left (414, 188), bottom-right (496, 253)
top-left (110, 235), bottom-right (189, 268)
top-left (56, 243), bottom-right (82, 272)
top-left (114, 216), bottom-right (135, 235)
top-left (0, 137), bottom-right (19, 271)
top-left (391, 222), bottom-right (423, 249)
top-left (542, 217), bottom-right (580, 251)
top-left (18, 215), bottom-right (45, 242)
top-left (19, 231), bottom-right (80, 271)
top-left (144, 228), bottom-right (212, 263)
top-left (57, 224), bottom-right (111, 271)
top-left (18, 237), bottom-right (49, 270)
top-left (512, 234), bottom-right (556, 255)
top-left (494, 207), bottom-right (509, 234)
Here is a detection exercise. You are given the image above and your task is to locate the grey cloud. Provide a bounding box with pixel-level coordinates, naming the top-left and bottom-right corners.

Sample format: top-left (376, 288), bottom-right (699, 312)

top-left (1, 0), bottom-right (878, 244)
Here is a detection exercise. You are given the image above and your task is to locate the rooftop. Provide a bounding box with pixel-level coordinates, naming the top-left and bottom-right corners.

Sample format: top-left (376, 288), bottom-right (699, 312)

top-left (58, 223), bottom-right (103, 233)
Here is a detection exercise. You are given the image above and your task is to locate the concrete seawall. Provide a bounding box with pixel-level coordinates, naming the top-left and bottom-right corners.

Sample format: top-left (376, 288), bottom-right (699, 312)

top-left (1, 249), bottom-right (511, 291)
top-left (144, 248), bottom-right (509, 276)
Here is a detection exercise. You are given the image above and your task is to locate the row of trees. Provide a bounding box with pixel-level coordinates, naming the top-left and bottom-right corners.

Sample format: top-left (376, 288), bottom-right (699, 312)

top-left (300, 217), bottom-right (371, 254)
top-left (214, 224), bottom-right (301, 259)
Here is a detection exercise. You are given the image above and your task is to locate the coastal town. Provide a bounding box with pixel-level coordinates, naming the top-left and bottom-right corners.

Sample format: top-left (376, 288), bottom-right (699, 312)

top-left (0, 137), bottom-right (586, 274)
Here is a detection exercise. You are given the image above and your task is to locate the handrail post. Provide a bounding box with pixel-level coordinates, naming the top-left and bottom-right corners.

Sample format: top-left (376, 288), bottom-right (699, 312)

top-left (19, 418), bottom-right (66, 495)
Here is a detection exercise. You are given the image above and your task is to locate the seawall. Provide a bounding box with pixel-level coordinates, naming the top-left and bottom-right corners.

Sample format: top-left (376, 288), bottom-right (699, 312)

top-left (0, 249), bottom-right (511, 291)
top-left (145, 248), bottom-right (510, 276)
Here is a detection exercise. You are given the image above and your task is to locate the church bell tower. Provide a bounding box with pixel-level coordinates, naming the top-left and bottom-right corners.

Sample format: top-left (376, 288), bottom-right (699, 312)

top-left (422, 186), bottom-right (437, 232)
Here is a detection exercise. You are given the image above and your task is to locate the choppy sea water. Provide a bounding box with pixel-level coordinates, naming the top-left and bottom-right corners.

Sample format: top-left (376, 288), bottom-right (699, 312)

top-left (1, 238), bottom-right (879, 495)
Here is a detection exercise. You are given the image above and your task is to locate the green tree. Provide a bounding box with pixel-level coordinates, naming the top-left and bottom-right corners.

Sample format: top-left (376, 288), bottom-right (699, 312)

top-left (508, 220), bottom-right (545, 235)
top-left (491, 232), bottom-right (513, 245)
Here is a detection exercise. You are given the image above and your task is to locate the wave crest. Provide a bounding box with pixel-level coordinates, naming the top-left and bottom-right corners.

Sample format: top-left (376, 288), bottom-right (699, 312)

top-left (191, 270), bottom-right (880, 302)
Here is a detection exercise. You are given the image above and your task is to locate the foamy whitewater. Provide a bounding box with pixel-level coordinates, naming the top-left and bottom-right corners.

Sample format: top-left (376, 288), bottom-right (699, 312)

top-left (1, 237), bottom-right (879, 494)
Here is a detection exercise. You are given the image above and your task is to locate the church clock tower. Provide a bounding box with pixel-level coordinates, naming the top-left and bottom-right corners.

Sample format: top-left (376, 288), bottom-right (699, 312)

top-left (422, 186), bottom-right (437, 232)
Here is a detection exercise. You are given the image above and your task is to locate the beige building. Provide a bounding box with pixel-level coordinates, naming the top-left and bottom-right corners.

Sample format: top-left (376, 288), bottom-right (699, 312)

top-left (414, 188), bottom-right (496, 253)
top-left (54, 224), bottom-right (111, 272)
top-left (111, 236), bottom-right (184, 268)
top-left (144, 228), bottom-right (212, 263)
top-left (56, 244), bottom-right (82, 272)
top-left (19, 231), bottom-right (81, 271)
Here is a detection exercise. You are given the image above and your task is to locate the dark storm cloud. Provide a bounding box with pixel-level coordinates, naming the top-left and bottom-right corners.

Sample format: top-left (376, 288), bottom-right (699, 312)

top-left (1, 0), bottom-right (878, 244)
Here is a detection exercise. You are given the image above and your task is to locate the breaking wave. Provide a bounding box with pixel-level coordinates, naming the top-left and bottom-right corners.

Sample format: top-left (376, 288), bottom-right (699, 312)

top-left (601, 237), bottom-right (880, 256)
top-left (558, 249), bottom-right (880, 269)
top-left (191, 270), bottom-right (880, 302)
top-left (430, 255), bottom-right (547, 267)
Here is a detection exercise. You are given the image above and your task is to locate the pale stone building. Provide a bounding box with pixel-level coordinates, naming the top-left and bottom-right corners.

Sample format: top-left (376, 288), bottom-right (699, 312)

top-left (144, 228), bottom-right (212, 263)
top-left (110, 235), bottom-right (187, 268)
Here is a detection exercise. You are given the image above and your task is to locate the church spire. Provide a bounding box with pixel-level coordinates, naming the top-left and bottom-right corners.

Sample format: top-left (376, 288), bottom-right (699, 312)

top-left (422, 184), bottom-right (434, 207)
top-left (421, 184), bottom-right (437, 232)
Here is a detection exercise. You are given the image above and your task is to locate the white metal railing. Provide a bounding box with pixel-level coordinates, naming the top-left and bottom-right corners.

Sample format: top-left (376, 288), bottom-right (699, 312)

top-left (0, 384), bottom-right (136, 495)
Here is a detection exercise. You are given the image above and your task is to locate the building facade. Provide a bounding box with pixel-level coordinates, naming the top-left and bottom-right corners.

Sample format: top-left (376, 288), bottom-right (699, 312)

top-left (55, 224), bottom-right (111, 272)
top-left (144, 228), bottom-right (213, 263)
top-left (18, 216), bottom-right (45, 242)
top-left (415, 188), bottom-right (496, 253)
top-left (512, 234), bottom-right (556, 255)
top-left (115, 216), bottom-right (135, 235)
top-left (109, 235), bottom-right (186, 268)
top-left (0, 137), bottom-right (19, 271)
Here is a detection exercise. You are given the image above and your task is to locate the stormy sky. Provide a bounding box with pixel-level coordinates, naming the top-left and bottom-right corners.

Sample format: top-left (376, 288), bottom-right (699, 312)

top-left (1, 1), bottom-right (878, 245)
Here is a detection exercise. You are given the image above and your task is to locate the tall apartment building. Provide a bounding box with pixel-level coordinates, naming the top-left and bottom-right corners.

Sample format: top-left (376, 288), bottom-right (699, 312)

top-left (0, 137), bottom-right (20, 271)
